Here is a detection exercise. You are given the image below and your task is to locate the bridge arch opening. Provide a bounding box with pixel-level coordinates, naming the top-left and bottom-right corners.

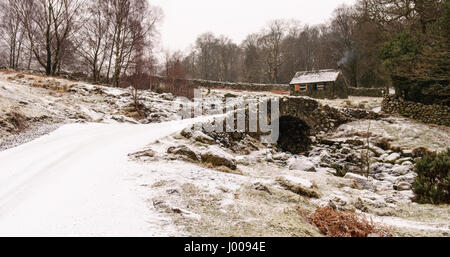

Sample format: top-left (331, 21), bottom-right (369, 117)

top-left (277, 115), bottom-right (312, 154)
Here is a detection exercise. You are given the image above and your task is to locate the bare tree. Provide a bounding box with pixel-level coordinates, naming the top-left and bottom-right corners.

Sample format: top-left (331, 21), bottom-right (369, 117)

top-left (0, 0), bottom-right (26, 70)
top-left (107, 0), bottom-right (162, 87)
top-left (241, 33), bottom-right (263, 83)
top-left (258, 20), bottom-right (287, 83)
top-left (14, 0), bottom-right (84, 75)
top-left (75, 0), bottom-right (112, 82)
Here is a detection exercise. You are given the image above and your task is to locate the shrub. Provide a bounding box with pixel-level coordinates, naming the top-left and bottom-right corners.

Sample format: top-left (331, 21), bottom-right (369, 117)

top-left (310, 206), bottom-right (391, 237)
top-left (412, 149), bottom-right (450, 204)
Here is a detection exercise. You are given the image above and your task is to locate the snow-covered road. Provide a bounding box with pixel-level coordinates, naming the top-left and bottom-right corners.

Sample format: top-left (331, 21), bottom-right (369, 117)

top-left (0, 119), bottom-right (197, 236)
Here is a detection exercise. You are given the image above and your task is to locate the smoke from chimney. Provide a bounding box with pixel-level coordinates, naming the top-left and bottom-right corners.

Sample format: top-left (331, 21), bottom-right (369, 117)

top-left (338, 48), bottom-right (356, 67)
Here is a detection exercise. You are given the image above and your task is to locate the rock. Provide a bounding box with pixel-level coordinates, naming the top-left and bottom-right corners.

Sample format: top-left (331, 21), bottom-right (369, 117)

top-left (370, 146), bottom-right (385, 156)
top-left (252, 182), bottom-right (272, 194)
top-left (180, 127), bottom-right (193, 139)
top-left (272, 152), bottom-right (290, 161)
top-left (236, 156), bottom-right (250, 165)
top-left (276, 176), bottom-right (319, 198)
top-left (370, 162), bottom-right (393, 175)
top-left (390, 164), bottom-right (413, 176)
top-left (265, 153), bottom-right (274, 162)
top-left (394, 181), bottom-right (412, 191)
top-left (192, 130), bottom-right (215, 144)
top-left (395, 157), bottom-right (413, 164)
top-left (372, 171), bottom-right (397, 183)
top-left (317, 150), bottom-right (333, 166)
top-left (326, 195), bottom-right (352, 211)
top-left (401, 161), bottom-right (413, 166)
top-left (288, 157), bottom-right (316, 172)
top-left (385, 153), bottom-right (401, 163)
top-left (395, 172), bottom-right (417, 184)
top-left (379, 153), bottom-right (389, 162)
top-left (283, 175), bottom-right (313, 188)
top-left (382, 172), bottom-right (398, 183)
top-left (166, 189), bottom-right (179, 195)
top-left (374, 180), bottom-right (395, 191)
top-left (317, 167), bottom-right (337, 175)
top-left (133, 149), bottom-right (155, 158)
top-left (167, 145), bottom-right (200, 162)
top-left (340, 147), bottom-right (351, 155)
top-left (160, 93), bottom-right (174, 101)
top-left (344, 172), bottom-right (376, 191)
top-left (402, 149), bottom-right (414, 157)
top-left (224, 93), bottom-right (238, 98)
top-left (170, 207), bottom-right (201, 220)
top-left (356, 194), bottom-right (388, 209)
top-left (201, 146), bottom-right (237, 170)
top-left (111, 115), bottom-right (138, 124)
top-left (347, 165), bottom-right (362, 174)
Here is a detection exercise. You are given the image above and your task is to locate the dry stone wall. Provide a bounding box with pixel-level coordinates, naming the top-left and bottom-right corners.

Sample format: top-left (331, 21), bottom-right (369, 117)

top-left (382, 95), bottom-right (450, 126)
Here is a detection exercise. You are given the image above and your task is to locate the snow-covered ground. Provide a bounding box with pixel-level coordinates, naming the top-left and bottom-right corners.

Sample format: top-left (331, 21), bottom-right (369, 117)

top-left (0, 119), bottom-right (208, 236)
top-left (0, 70), bottom-right (187, 150)
top-left (0, 70), bottom-right (448, 237)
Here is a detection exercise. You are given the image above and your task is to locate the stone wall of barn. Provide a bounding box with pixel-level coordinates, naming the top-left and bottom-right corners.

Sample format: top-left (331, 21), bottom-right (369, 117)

top-left (382, 95), bottom-right (450, 126)
top-left (290, 80), bottom-right (348, 99)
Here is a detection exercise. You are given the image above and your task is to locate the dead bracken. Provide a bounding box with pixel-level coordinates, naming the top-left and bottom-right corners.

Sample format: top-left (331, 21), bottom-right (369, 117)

top-left (310, 206), bottom-right (391, 237)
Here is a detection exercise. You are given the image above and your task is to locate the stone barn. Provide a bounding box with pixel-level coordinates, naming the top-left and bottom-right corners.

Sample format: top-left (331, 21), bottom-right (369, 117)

top-left (289, 69), bottom-right (348, 99)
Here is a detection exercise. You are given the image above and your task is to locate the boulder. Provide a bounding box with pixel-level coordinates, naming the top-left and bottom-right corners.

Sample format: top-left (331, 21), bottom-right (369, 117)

top-left (167, 145), bottom-right (200, 162)
top-left (401, 149), bottom-right (414, 157)
top-left (395, 173), bottom-right (417, 185)
top-left (180, 127), bottom-right (193, 139)
top-left (401, 161), bottom-right (413, 166)
top-left (370, 146), bottom-right (385, 157)
top-left (394, 181), bottom-right (412, 191)
top-left (344, 172), bottom-right (376, 191)
top-left (390, 164), bottom-right (413, 176)
top-left (236, 156), bottom-right (250, 166)
top-left (370, 162), bottom-right (393, 175)
top-left (252, 182), bottom-right (272, 194)
top-left (326, 195), bottom-right (352, 211)
top-left (379, 153), bottom-right (389, 162)
top-left (281, 175), bottom-right (313, 188)
top-left (317, 150), bottom-right (333, 166)
top-left (192, 130), bottom-right (215, 144)
top-left (317, 167), bottom-right (337, 175)
top-left (288, 156), bottom-right (316, 172)
top-left (395, 157), bottom-right (413, 164)
top-left (272, 152), bottom-right (291, 161)
top-left (201, 146), bottom-right (237, 170)
top-left (340, 147), bottom-right (351, 155)
top-left (276, 176), bottom-right (319, 198)
top-left (160, 93), bottom-right (174, 101)
top-left (224, 93), bottom-right (238, 98)
top-left (355, 194), bottom-right (388, 210)
top-left (133, 149), bottom-right (155, 158)
top-left (385, 153), bottom-right (401, 163)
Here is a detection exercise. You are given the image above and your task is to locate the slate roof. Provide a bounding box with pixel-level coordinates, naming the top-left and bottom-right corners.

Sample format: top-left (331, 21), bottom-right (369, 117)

top-left (290, 69), bottom-right (340, 85)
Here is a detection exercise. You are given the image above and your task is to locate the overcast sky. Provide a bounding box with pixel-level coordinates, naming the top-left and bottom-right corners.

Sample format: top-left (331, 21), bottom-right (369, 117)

top-left (151, 0), bottom-right (357, 52)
